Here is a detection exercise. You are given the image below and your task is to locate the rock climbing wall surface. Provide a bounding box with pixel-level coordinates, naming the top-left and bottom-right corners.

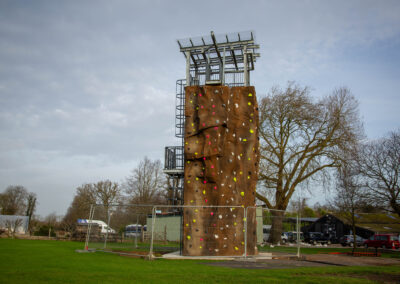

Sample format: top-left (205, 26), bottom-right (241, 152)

top-left (183, 85), bottom-right (259, 256)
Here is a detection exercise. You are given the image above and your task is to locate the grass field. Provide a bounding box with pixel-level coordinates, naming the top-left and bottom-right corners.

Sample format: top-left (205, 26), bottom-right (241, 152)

top-left (1, 238), bottom-right (399, 283)
top-left (258, 245), bottom-right (400, 258)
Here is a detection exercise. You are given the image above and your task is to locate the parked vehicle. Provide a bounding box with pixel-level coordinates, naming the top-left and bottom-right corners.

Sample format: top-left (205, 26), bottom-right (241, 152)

top-left (77, 219), bottom-right (116, 234)
top-left (262, 225), bottom-right (271, 243)
top-left (287, 231), bottom-right (304, 243)
top-left (340, 235), bottom-right (365, 247)
top-left (363, 234), bottom-right (400, 249)
top-left (304, 232), bottom-right (330, 245)
top-left (124, 224), bottom-right (146, 238)
top-left (281, 232), bottom-right (289, 244)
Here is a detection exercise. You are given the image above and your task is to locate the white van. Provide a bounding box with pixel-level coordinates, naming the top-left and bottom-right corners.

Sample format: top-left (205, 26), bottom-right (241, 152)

top-left (77, 219), bottom-right (116, 234)
top-left (263, 225), bottom-right (271, 243)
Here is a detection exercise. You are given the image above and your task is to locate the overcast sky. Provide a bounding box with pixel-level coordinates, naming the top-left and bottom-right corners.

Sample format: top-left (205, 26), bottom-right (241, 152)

top-left (1, 0), bottom-right (399, 217)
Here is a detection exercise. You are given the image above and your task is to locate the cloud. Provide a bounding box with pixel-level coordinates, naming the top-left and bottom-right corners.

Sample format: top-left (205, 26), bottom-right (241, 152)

top-left (0, 0), bottom-right (399, 215)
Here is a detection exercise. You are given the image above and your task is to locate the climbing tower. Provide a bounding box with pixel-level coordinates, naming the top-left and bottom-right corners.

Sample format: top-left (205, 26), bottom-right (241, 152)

top-left (164, 31), bottom-right (260, 256)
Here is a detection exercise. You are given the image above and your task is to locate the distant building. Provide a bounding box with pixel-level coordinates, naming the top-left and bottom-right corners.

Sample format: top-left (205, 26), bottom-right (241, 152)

top-left (0, 215), bottom-right (29, 235)
top-left (301, 213), bottom-right (400, 240)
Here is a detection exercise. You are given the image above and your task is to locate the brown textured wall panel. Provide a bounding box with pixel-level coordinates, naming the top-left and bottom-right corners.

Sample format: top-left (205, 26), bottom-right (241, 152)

top-left (183, 85), bottom-right (259, 256)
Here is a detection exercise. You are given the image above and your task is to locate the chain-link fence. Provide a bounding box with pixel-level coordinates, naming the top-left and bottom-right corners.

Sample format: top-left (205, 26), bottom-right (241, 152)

top-left (82, 204), bottom-right (302, 259)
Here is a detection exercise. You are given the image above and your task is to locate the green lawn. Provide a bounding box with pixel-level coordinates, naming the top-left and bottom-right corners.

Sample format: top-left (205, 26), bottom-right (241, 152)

top-left (259, 245), bottom-right (400, 258)
top-left (0, 238), bottom-right (399, 283)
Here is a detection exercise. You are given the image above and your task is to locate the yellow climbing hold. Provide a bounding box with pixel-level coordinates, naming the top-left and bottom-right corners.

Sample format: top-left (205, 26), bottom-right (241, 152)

top-left (191, 123), bottom-right (194, 126)
top-left (199, 246), bottom-right (202, 249)
top-left (248, 102), bottom-right (252, 106)
top-left (249, 119), bottom-right (252, 122)
top-left (240, 171), bottom-right (243, 175)
top-left (247, 176), bottom-right (250, 179)
top-left (234, 222), bottom-right (237, 226)
top-left (187, 161), bottom-right (190, 164)
top-left (190, 200), bottom-right (194, 203)
top-left (241, 241), bottom-right (245, 245)
top-left (193, 219), bottom-right (196, 223)
top-left (195, 209), bottom-right (198, 213)
top-left (248, 157), bottom-right (251, 161)
top-left (234, 247), bottom-right (239, 251)
top-left (243, 217), bottom-right (247, 221)
top-left (233, 177), bottom-right (237, 182)
top-left (248, 93), bottom-right (252, 97)
top-left (250, 129), bottom-right (254, 134)
top-left (240, 192), bottom-right (245, 197)
top-left (187, 180), bottom-right (191, 184)
top-left (202, 190), bottom-right (206, 195)
top-left (196, 177), bottom-right (199, 181)
top-left (186, 223), bottom-right (189, 227)
top-left (195, 152), bottom-right (198, 155)
top-left (187, 235), bottom-right (191, 240)
top-left (243, 138), bottom-right (247, 142)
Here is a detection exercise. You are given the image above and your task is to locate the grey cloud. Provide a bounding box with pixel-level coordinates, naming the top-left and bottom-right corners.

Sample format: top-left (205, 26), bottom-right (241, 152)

top-left (0, 0), bottom-right (399, 216)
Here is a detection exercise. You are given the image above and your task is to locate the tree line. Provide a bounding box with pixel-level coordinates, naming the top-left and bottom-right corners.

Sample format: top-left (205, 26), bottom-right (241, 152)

top-left (256, 82), bottom-right (399, 243)
top-left (1, 82), bottom-right (398, 244)
top-left (0, 156), bottom-right (166, 238)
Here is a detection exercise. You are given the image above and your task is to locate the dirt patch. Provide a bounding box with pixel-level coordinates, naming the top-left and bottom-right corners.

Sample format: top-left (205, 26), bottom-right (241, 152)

top-left (303, 254), bottom-right (400, 267)
top-left (203, 254), bottom-right (400, 270)
top-left (312, 273), bottom-right (400, 284)
top-left (204, 259), bottom-right (337, 270)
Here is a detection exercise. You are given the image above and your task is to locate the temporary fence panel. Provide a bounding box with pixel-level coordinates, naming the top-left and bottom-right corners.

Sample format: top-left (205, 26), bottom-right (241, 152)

top-left (85, 204), bottom-right (154, 257)
top-left (83, 204), bottom-right (303, 259)
top-left (151, 205), bottom-right (248, 258)
top-left (248, 207), bottom-right (301, 258)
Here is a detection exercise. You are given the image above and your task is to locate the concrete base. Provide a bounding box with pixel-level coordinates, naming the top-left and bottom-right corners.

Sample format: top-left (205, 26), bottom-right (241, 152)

top-left (75, 249), bottom-right (96, 253)
top-left (162, 251), bottom-right (272, 260)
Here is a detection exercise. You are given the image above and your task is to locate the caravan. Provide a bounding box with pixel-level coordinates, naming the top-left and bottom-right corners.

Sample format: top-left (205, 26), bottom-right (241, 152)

top-left (77, 219), bottom-right (116, 234)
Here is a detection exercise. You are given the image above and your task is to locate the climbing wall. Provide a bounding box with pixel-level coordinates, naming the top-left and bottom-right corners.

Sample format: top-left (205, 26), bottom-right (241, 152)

top-left (183, 85), bottom-right (259, 256)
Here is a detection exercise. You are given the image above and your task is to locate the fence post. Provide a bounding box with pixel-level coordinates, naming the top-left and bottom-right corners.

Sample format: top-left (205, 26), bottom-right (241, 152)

top-left (149, 206), bottom-right (157, 260)
top-left (244, 207), bottom-right (248, 259)
top-left (84, 204), bottom-right (94, 250)
top-left (135, 214), bottom-right (139, 249)
top-left (296, 211), bottom-right (300, 258)
top-left (104, 208), bottom-right (111, 249)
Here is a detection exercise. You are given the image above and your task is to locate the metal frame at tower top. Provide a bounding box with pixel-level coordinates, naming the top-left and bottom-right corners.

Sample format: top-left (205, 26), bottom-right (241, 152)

top-left (177, 31), bottom-right (260, 87)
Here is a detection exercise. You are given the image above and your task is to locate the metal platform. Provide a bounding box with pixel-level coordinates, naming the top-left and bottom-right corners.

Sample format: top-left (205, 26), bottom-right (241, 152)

top-left (177, 31), bottom-right (260, 86)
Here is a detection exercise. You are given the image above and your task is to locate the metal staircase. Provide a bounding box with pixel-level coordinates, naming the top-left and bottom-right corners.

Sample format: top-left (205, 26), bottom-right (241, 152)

top-left (164, 80), bottom-right (185, 206)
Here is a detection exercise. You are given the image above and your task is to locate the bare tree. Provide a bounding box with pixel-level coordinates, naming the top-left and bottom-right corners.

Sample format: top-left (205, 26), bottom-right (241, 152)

top-left (45, 213), bottom-right (58, 238)
top-left (63, 184), bottom-right (97, 226)
top-left (0, 185), bottom-right (28, 215)
top-left (332, 156), bottom-right (364, 253)
top-left (125, 157), bottom-right (166, 204)
top-left (63, 180), bottom-right (120, 227)
top-left (257, 83), bottom-right (363, 242)
top-left (357, 130), bottom-right (400, 216)
top-left (93, 180), bottom-right (121, 222)
top-left (4, 218), bottom-right (23, 238)
top-left (25, 193), bottom-right (37, 235)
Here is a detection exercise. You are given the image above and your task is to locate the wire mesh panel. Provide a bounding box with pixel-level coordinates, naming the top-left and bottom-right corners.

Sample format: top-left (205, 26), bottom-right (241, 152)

top-left (247, 207), bottom-right (301, 258)
top-left (82, 204), bottom-right (303, 260)
top-left (85, 205), bottom-right (154, 257)
top-left (151, 205), bottom-right (247, 258)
